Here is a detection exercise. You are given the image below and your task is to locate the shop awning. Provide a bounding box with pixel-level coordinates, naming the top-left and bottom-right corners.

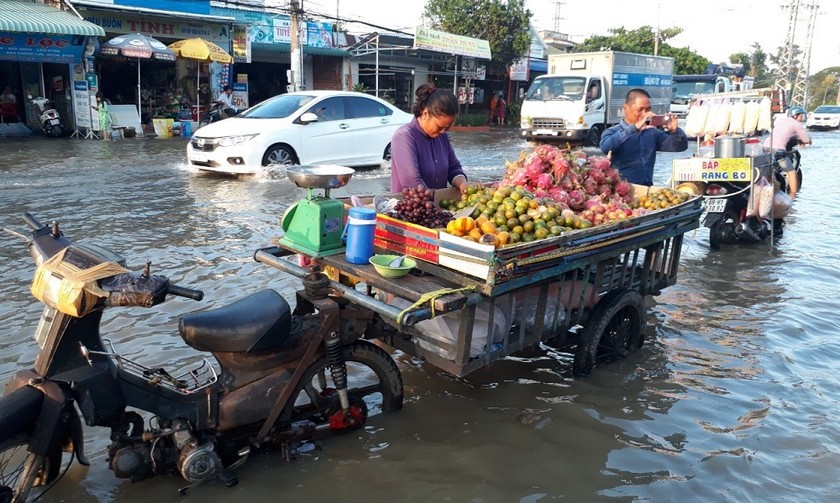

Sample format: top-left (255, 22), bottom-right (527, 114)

top-left (0, 0), bottom-right (104, 36)
top-left (253, 42), bottom-right (349, 58)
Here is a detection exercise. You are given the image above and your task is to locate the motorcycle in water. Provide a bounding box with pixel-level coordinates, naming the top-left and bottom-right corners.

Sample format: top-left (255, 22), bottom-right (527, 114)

top-left (198, 102), bottom-right (223, 128)
top-left (28, 96), bottom-right (64, 138)
top-left (703, 148), bottom-right (802, 249)
top-left (0, 214), bottom-right (403, 502)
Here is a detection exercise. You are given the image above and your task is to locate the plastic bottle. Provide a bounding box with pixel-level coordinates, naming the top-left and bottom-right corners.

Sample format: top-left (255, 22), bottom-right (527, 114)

top-left (344, 207), bottom-right (376, 264)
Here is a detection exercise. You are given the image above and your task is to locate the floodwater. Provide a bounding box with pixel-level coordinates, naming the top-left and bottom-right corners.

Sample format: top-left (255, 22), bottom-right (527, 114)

top-left (1, 129), bottom-right (838, 502)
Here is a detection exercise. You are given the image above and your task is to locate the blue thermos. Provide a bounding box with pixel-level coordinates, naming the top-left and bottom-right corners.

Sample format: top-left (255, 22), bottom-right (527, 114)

top-left (344, 207), bottom-right (376, 264)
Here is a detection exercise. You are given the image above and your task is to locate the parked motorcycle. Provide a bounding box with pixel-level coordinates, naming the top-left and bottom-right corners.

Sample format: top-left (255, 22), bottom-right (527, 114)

top-left (28, 96), bottom-right (64, 138)
top-left (198, 102), bottom-right (223, 128)
top-left (0, 214), bottom-right (403, 501)
top-left (704, 148), bottom-right (802, 249)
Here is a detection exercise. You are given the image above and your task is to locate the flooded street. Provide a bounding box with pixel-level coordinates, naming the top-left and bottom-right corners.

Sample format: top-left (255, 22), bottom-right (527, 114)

top-left (1, 129), bottom-right (839, 502)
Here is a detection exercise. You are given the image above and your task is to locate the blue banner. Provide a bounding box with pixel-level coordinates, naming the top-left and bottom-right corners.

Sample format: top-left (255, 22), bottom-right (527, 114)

top-left (0, 33), bottom-right (86, 63)
top-left (612, 72), bottom-right (672, 87)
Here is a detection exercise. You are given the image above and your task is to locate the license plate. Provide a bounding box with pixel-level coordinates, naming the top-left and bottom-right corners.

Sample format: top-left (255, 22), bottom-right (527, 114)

top-left (705, 198), bottom-right (727, 213)
top-left (48, 119), bottom-right (59, 125)
top-left (534, 129), bottom-right (554, 135)
top-left (190, 153), bottom-right (208, 163)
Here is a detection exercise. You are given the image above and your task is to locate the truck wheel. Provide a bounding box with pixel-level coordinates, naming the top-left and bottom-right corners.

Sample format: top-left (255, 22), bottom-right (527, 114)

top-left (573, 289), bottom-right (646, 376)
top-left (586, 126), bottom-right (602, 147)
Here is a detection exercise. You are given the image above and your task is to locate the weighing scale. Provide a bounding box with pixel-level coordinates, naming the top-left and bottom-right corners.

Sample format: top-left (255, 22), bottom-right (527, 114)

top-left (279, 165), bottom-right (355, 257)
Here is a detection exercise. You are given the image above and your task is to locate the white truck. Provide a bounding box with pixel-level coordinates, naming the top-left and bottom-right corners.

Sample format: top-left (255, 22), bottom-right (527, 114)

top-left (519, 51), bottom-right (674, 146)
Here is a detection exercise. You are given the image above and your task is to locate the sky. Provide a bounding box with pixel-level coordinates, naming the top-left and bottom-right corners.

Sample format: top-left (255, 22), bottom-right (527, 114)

top-left (303, 0), bottom-right (838, 74)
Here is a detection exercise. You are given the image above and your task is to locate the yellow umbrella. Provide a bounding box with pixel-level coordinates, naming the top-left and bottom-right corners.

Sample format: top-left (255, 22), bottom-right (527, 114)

top-left (168, 38), bottom-right (233, 119)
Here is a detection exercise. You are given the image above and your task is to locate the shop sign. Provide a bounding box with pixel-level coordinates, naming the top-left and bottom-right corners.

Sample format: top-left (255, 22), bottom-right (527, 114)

top-left (414, 27), bottom-right (491, 60)
top-left (233, 25), bottom-right (250, 63)
top-left (71, 79), bottom-right (92, 130)
top-left (0, 33), bottom-right (86, 64)
top-left (307, 22), bottom-right (333, 48)
top-left (249, 17), bottom-right (334, 49)
top-left (509, 57), bottom-right (529, 81)
top-left (232, 82), bottom-right (248, 109)
top-left (81, 11), bottom-right (229, 43)
top-left (672, 157), bottom-right (753, 182)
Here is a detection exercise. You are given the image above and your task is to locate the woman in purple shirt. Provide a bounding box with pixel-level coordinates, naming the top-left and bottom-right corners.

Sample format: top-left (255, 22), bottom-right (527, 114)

top-left (390, 84), bottom-right (469, 193)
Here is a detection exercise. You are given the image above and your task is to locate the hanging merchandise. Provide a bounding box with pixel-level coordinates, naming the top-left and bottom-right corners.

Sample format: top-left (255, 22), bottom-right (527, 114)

top-left (756, 96), bottom-right (773, 133)
top-left (728, 100), bottom-right (746, 134)
top-left (684, 102), bottom-right (709, 138)
top-left (743, 100), bottom-right (761, 136)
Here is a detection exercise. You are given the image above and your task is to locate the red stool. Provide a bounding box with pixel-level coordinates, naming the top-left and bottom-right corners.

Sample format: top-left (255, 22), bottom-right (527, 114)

top-left (0, 102), bottom-right (20, 123)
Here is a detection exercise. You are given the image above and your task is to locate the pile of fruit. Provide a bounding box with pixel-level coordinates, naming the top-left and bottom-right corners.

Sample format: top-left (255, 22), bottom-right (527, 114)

top-left (632, 188), bottom-right (692, 210)
top-left (386, 185), bottom-right (454, 228)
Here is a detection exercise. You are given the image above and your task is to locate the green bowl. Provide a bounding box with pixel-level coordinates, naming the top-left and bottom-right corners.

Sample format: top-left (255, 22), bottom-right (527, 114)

top-left (368, 254), bottom-right (417, 278)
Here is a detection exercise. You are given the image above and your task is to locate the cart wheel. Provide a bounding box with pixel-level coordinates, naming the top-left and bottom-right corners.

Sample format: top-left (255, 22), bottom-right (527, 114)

top-left (573, 289), bottom-right (646, 376)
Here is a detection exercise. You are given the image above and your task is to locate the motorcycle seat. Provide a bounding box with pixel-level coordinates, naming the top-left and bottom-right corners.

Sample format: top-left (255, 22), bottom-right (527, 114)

top-left (179, 289), bottom-right (292, 353)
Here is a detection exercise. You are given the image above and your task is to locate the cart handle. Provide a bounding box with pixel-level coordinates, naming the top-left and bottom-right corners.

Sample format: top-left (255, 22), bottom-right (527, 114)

top-left (253, 247), bottom-right (459, 327)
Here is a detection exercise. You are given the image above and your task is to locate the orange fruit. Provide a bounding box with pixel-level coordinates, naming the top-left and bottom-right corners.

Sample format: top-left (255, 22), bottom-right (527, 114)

top-left (480, 221), bottom-right (498, 235)
top-left (469, 227), bottom-right (484, 241)
top-left (496, 231), bottom-right (511, 247)
top-left (475, 215), bottom-right (489, 227)
top-left (453, 216), bottom-right (476, 233)
top-left (479, 233), bottom-right (500, 248)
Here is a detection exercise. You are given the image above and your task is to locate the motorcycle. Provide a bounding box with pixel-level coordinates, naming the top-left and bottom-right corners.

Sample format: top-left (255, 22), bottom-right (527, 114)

top-left (0, 214), bottom-right (403, 501)
top-left (28, 96), bottom-right (64, 138)
top-left (704, 148), bottom-right (802, 249)
top-left (198, 102), bottom-right (223, 128)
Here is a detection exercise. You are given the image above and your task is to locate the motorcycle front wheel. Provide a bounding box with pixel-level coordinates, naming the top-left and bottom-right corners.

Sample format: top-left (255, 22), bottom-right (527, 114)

top-left (0, 434), bottom-right (60, 503)
top-left (279, 340), bottom-right (403, 430)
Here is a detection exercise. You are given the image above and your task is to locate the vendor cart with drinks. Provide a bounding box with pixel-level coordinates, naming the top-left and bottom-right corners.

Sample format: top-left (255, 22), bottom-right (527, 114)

top-left (257, 158), bottom-right (703, 378)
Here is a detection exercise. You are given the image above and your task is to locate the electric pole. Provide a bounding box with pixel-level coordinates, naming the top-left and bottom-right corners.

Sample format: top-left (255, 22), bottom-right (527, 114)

top-left (290, 0), bottom-right (304, 91)
top-left (776, 1), bottom-right (819, 108)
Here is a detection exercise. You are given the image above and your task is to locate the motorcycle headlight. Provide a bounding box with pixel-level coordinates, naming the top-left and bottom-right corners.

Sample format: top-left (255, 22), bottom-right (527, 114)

top-left (218, 134), bottom-right (258, 147)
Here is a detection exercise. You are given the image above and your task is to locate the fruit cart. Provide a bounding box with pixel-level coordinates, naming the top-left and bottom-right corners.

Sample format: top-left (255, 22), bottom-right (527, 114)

top-left (257, 170), bottom-right (703, 377)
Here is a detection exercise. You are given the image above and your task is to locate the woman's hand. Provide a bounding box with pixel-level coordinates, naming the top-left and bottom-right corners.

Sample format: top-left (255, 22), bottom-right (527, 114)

top-left (452, 175), bottom-right (468, 194)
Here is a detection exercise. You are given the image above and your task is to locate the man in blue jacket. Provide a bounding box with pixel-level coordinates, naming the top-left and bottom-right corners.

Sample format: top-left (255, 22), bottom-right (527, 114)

top-left (600, 88), bottom-right (688, 186)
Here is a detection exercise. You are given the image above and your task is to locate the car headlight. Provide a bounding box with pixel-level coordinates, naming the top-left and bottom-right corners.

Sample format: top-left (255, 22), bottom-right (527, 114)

top-left (218, 134), bottom-right (258, 147)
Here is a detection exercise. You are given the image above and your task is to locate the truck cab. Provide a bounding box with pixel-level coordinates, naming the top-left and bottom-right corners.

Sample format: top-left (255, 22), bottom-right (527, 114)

top-left (520, 75), bottom-right (606, 145)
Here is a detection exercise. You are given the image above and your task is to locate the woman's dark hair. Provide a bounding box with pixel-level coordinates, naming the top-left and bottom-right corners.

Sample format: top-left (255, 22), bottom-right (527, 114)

top-left (95, 91), bottom-right (104, 100)
top-left (411, 83), bottom-right (458, 118)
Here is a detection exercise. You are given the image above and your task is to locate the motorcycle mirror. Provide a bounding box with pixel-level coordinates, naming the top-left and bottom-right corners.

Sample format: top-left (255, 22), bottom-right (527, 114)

top-left (27, 94), bottom-right (33, 99)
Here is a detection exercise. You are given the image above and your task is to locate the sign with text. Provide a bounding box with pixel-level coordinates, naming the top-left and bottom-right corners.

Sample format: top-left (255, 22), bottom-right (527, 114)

top-left (71, 79), bottom-right (92, 130)
top-left (233, 25), bottom-right (250, 63)
top-left (232, 82), bottom-right (248, 109)
top-left (414, 27), bottom-right (491, 59)
top-left (81, 11), bottom-right (229, 43)
top-left (672, 157), bottom-right (753, 182)
top-left (509, 57), bottom-right (529, 81)
top-left (0, 33), bottom-right (86, 63)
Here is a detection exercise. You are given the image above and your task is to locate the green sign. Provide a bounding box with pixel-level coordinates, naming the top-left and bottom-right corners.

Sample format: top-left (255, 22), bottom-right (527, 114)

top-left (414, 27), bottom-right (491, 60)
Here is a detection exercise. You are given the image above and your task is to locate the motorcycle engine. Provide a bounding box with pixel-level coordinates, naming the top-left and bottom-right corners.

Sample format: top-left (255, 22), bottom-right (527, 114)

top-left (172, 421), bottom-right (224, 483)
top-left (109, 443), bottom-right (153, 482)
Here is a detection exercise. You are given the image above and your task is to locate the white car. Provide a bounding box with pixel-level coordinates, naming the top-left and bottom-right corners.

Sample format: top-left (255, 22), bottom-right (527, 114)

top-left (806, 105), bottom-right (840, 130)
top-left (187, 90), bottom-right (413, 174)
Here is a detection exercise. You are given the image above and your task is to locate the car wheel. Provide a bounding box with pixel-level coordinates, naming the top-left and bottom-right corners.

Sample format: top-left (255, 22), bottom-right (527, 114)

top-left (381, 144), bottom-right (392, 170)
top-left (262, 144), bottom-right (297, 166)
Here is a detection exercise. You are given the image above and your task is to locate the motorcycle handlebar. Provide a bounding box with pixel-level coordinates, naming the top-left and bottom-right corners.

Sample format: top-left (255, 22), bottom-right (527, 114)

top-left (22, 213), bottom-right (43, 230)
top-left (167, 283), bottom-right (204, 301)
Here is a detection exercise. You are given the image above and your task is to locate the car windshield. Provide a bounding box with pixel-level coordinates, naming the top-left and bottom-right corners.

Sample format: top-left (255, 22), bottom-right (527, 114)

top-left (525, 77), bottom-right (586, 101)
top-left (814, 106), bottom-right (840, 114)
top-left (240, 94), bottom-right (316, 119)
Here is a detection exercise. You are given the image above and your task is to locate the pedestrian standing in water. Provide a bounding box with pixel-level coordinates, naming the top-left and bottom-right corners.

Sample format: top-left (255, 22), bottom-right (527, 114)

top-left (90, 92), bottom-right (111, 140)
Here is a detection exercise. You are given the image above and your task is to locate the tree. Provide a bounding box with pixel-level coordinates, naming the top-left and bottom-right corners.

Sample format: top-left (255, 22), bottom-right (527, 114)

top-left (573, 26), bottom-right (710, 74)
top-left (806, 67), bottom-right (840, 110)
top-left (422, 0), bottom-right (531, 77)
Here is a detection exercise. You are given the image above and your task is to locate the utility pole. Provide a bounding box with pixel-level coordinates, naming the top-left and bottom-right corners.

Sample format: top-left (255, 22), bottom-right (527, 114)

top-left (776, 1), bottom-right (819, 108)
top-left (653, 0), bottom-right (661, 56)
top-left (289, 0), bottom-right (304, 91)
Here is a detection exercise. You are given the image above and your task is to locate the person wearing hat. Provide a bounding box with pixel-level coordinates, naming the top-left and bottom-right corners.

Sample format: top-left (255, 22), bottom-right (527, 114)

top-left (763, 106), bottom-right (811, 199)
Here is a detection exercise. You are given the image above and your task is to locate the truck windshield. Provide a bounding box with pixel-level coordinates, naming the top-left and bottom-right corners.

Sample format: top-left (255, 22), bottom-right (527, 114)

top-left (525, 77), bottom-right (586, 101)
top-left (672, 81), bottom-right (716, 99)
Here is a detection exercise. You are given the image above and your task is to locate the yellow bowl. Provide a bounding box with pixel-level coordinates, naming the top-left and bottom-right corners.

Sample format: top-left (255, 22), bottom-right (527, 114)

top-left (368, 255), bottom-right (417, 278)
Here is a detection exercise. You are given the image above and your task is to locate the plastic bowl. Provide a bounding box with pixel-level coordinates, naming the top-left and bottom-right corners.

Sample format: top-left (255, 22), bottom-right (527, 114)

top-left (368, 255), bottom-right (417, 278)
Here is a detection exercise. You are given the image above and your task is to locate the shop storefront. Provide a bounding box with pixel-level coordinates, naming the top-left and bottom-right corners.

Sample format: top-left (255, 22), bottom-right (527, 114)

top-left (72, 1), bottom-right (233, 124)
top-left (0, 0), bottom-right (104, 133)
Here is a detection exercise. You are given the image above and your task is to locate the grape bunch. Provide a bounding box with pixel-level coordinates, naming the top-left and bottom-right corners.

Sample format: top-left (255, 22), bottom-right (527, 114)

top-left (388, 184), bottom-right (454, 228)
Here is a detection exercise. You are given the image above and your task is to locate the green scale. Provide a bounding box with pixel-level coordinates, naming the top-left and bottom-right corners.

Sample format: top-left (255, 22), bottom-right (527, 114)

top-left (279, 165), bottom-right (356, 257)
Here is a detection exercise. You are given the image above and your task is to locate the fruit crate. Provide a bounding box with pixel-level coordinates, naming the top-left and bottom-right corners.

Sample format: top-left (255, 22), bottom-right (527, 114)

top-left (370, 186), bottom-right (702, 295)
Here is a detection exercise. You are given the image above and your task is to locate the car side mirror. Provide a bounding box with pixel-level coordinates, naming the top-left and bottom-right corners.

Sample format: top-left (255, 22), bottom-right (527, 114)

top-left (299, 112), bottom-right (318, 124)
